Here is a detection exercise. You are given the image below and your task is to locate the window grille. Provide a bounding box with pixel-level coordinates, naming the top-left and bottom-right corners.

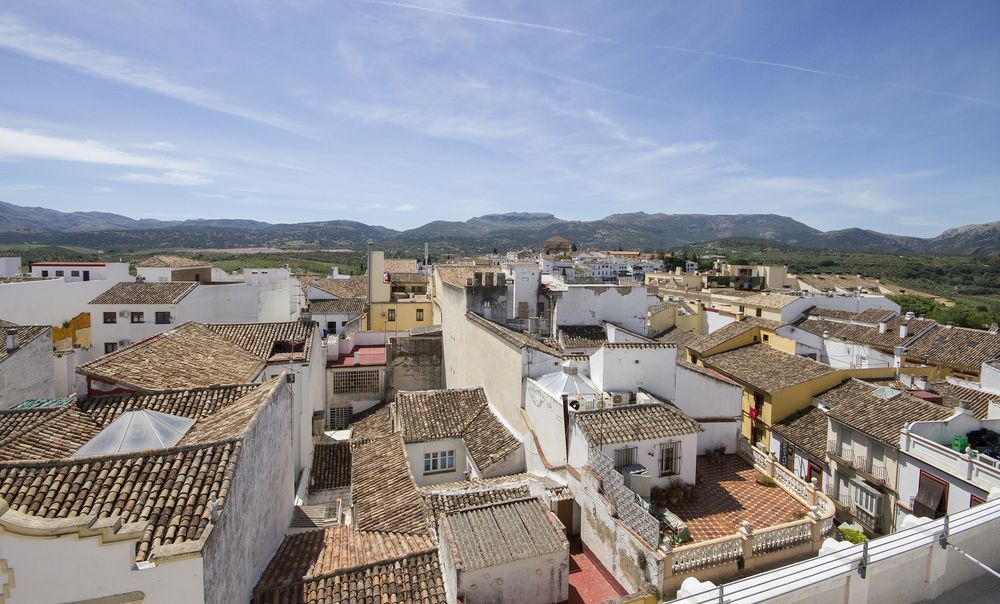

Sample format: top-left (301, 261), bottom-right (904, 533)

top-left (614, 446), bottom-right (637, 470)
top-left (332, 369), bottom-right (381, 394)
top-left (327, 406), bottom-right (351, 430)
top-left (660, 442), bottom-right (681, 476)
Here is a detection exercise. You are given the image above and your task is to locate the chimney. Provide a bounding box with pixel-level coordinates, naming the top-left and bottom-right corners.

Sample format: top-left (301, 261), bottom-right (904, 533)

top-left (905, 311), bottom-right (915, 321)
top-left (899, 324), bottom-right (909, 339)
top-left (5, 328), bottom-right (17, 352)
top-left (473, 271), bottom-right (483, 285)
top-left (353, 351), bottom-right (361, 365)
top-left (331, 266), bottom-right (340, 278)
top-left (484, 272), bottom-right (494, 287)
top-left (878, 320), bottom-right (888, 334)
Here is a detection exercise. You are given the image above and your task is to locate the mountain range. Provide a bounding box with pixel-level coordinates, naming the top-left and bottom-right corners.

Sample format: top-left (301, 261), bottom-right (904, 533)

top-left (0, 200), bottom-right (996, 256)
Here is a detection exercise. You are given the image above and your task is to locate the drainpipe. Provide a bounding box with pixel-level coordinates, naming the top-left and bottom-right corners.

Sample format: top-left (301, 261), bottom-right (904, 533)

top-left (562, 394), bottom-right (571, 461)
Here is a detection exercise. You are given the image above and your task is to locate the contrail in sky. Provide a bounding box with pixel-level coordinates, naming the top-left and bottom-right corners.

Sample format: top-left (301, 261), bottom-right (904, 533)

top-left (348, 0), bottom-right (1000, 108)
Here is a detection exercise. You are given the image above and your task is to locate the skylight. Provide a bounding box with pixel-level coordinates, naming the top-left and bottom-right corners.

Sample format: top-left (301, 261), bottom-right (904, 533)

top-left (72, 410), bottom-right (195, 457)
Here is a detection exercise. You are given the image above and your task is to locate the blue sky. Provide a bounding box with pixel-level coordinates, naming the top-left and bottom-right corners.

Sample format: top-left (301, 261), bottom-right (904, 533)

top-left (0, 0), bottom-right (998, 236)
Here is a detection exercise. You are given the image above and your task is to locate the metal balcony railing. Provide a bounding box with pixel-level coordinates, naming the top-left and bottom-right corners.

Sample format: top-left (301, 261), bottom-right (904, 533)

top-left (826, 440), bottom-right (854, 467)
top-left (854, 456), bottom-right (888, 485)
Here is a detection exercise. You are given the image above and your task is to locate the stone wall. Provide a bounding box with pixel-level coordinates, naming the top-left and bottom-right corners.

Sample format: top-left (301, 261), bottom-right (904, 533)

top-left (385, 333), bottom-right (444, 400)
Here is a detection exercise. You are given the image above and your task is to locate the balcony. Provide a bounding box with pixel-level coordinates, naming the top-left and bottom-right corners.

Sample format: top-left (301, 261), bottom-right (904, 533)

top-left (825, 484), bottom-right (851, 511)
top-left (853, 455), bottom-right (888, 486)
top-left (826, 440), bottom-right (854, 467)
top-left (854, 506), bottom-right (882, 533)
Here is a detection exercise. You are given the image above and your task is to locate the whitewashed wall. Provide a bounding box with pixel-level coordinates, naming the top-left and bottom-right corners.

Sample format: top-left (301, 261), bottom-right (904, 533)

top-left (590, 346), bottom-right (677, 401)
top-left (0, 328), bottom-right (54, 409)
top-left (202, 380), bottom-right (295, 604)
top-left (0, 279), bottom-right (116, 325)
top-left (455, 550), bottom-right (569, 604)
top-left (0, 529), bottom-right (204, 604)
top-left (552, 285), bottom-right (653, 335)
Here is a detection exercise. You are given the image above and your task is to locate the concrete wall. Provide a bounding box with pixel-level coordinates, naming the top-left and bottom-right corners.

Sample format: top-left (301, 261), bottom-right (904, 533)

top-left (385, 333), bottom-right (444, 400)
top-left (590, 346), bottom-right (677, 401)
top-left (0, 279), bottom-right (116, 326)
top-left (202, 380), bottom-right (295, 604)
top-left (552, 285), bottom-right (653, 335)
top-left (0, 328), bottom-right (55, 409)
top-left (457, 550), bottom-right (569, 604)
top-left (0, 529), bottom-right (204, 604)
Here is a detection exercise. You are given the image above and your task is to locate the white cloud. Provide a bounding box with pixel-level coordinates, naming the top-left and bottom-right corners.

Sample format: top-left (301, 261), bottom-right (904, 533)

top-left (0, 126), bottom-right (212, 186)
top-left (0, 15), bottom-right (307, 132)
top-left (118, 171), bottom-right (214, 186)
top-left (138, 141), bottom-right (175, 150)
top-left (94, 186), bottom-right (114, 193)
top-left (0, 183), bottom-right (43, 191)
top-left (395, 203), bottom-right (417, 211)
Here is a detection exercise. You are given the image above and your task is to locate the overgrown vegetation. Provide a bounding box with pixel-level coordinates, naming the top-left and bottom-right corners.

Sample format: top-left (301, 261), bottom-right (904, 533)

top-left (887, 294), bottom-right (997, 330)
top-left (839, 527), bottom-right (868, 544)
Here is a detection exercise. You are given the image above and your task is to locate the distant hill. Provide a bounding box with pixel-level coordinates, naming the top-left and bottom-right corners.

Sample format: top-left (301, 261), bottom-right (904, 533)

top-left (0, 200), bottom-right (996, 255)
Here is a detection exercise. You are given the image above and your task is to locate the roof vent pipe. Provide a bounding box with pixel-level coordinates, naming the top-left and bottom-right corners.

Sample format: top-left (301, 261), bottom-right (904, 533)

top-left (878, 321), bottom-right (888, 334)
top-left (5, 328), bottom-right (18, 352)
top-left (900, 324), bottom-right (909, 339)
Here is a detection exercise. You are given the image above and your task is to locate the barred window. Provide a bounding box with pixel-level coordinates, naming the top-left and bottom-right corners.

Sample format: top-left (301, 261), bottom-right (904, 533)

top-left (332, 369), bottom-right (380, 393)
top-left (614, 446), bottom-right (637, 470)
top-left (327, 406), bottom-right (352, 430)
top-left (659, 442), bottom-right (681, 476)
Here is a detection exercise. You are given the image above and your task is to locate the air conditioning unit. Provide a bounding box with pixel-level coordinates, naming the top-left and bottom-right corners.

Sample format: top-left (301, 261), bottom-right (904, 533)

top-left (610, 392), bottom-right (630, 406)
top-left (118, 310), bottom-right (129, 317)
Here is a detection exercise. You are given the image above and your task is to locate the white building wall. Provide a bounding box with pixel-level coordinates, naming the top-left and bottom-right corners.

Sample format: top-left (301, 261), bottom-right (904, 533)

top-left (674, 364), bottom-right (743, 420)
top-left (406, 438), bottom-right (470, 487)
top-left (89, 302), bottom-right (180, 355)
top-left (524, 380), bottom-right (571, 466)
top-left (457, 550), bottom-right (569, 604)
top-left (508, 264), bottom-right (539, 319)
top-left (202, 380), bottom-right (296, 604)
top-left (0, 257), bottom-right (21, 276)
top-left (706, 310), bottom-right (736, 333)
top-left (552, 285), bottom-right (653, 335)
top-left (30, 262), bottom-right (129, 282)
top-left (0, 279), bottom-right (116, 325)
top-left (590, 346), bottom-right (677, 401)
top-left (980, 362), bottom-right (1000, 393)
top-left (0, 328), bottom-right (55, 409)
top-left (0, 531), bottom-right (205, 604)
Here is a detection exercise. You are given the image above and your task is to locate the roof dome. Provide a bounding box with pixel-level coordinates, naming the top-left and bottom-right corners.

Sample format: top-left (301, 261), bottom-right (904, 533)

top-left (536, 362), bottom-right (600, 399)
top-left (73, 409), bottom-right (194, 457)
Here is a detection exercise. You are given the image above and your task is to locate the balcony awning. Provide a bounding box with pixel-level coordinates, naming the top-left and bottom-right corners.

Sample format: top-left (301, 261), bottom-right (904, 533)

top-left (913, 473), bottom-right (946, 518)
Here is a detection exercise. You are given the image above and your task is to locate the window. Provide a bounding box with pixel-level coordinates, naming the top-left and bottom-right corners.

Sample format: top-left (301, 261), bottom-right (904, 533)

top-left (104, 342), bottom-right (118, 354)
top-left (130, 312), bottom-right (144, 324)
top-left (41, 270), bottom-right (49, 277)
top-left (971, 494), bottom-right (986, 508)
top-left (659, 442), bottom-right (681, 476)
top-left (755, 308), bottom-right (762, 317)
top-left (416, 309), bottom-right (424, 321)
top-left (387, 308), bottom-right (396, 322)
top-left (913, 470), bottom-right (948, 519)
top-left (71, 270), bottom-right (80, 277)
top-left (331, 369), bottom-right (381, 393)
top-left (614, 446), bottom-right (637, 470)
top-left (55, 270), bottom-right (64, 277)
top-left (155, 311), bottom-right (171, 325)
top-left (103, 312), bottom-right (117, 324)
top-left (852, 481), bottom-right (883, 529)
top-left (423, 450), bottom-right (455, 473)
top-left (779, 441), bottom-right (795, 471)
top-left (763, 334), bottom-right (770, 342)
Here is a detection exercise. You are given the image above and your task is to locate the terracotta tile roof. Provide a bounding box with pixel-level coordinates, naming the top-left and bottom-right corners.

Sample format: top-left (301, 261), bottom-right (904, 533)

top-left (423, 485), bottom-right (532, 519)
top-left (254, 525), bottom-right (435, 594)
top-left (0, 408), bottom-right (60, 439)
top-left (854, 308), bottom-right (899, 323)
top-left (814, 378), bottom-right (872, 409)
top-left (309, 276), bottom-right (368, 299)
top-left (655, 326), bottom-right (701, 346)
top-left (388, 271), bottom-right (429, 284)
top-left (0, 405), bottom-right (102, 462)
top-left (602, 342), bottom-right (676, 350)
top-left (808, 307), bottom-right (859, 321)
top-left (676, 359), bottom-right (741, 387)
top-left (830, 316), bottom-right (936, 351)
top-left (0, 324), bottom-right (49, 364)
top-left (465, 311), bottom-right (562, 357)
top-left (309, 298), bottom-right (366, 315)
top-left (0, 440), bottom-right (241, 562)
top-left (76, 384), bottom-right (261, 427)
top-left (136, 255), bottom-right (210, 268)
top-left (771, 406), bottom-right (829, 461)
top-left (394, 387), bottom-right (521, 471)
top-left (575, 402), bottom-right (702, 445)
top-left (0, 379), bottom-right (283, 562)
top-left (905, 325), bottom-right (1000, 373)
top-left (349, 403), bottom-right (392, 442)
top-left (436, 266), bottom-right (505, 289)
top-left (703, 343), bottom-right (837, 393)
top-left (440, 498), bottom-right (566, 572)
top-left (925, 381), bottom-right (1000, 420)
top-left (739, 292), bottom-right (801, 309)
top-left (793, 317), bottom-right (849, 338)
top-left (384, 258), bottom-right (419, 273)
top-left (309, 442), bottom-right (351, 492)
top-left (351, 434), bottom-right (430, 534)
top-left (826, 379), bottom-right (954, 446)
top-left (178, 379), bottom-right (283, 445)
top-left (252, 550), bottom-right (446, 604)
top-left (89, 281), bottom-right (198, 305)
top-left (208, 321), bottom-right (315, 362)
top-left (78, 322), bottom-right (266, 391)
top-left (687, 317), bottom-right (782, 355)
